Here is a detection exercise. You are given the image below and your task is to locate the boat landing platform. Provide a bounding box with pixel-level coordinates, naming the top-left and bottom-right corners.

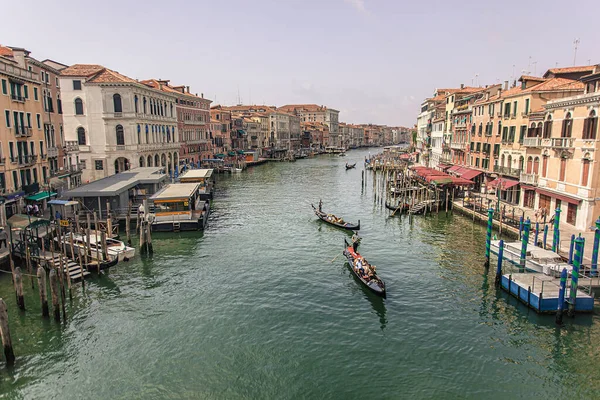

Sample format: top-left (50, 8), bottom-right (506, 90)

top-left (501, 273), bottom-right (595, 313)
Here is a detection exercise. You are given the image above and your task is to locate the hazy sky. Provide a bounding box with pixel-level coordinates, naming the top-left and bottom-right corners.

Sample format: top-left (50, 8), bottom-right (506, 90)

top-left (2, 0), bottom-right (599, 126)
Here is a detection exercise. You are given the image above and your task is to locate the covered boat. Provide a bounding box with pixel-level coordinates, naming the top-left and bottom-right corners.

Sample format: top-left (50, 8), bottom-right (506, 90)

top-left (311, 204), bottom-right (360, 231)
top-left (343, 239), bottom-right (386, 297)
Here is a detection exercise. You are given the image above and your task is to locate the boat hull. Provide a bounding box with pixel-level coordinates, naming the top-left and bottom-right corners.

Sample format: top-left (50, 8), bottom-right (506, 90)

top-left (343, 244), bottom-right (386, 297)
top-left (312, 206), bottom-right (360, 231)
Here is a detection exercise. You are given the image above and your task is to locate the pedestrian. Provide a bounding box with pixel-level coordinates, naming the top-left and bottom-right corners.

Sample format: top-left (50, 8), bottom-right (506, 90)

top-left (33, 204), bottom-right (39, 217)
top-left (26, 204), bottom-right (33, 215)
top-left (0, 227), bottom-right (8, 249)
top-left (55, 210), bottom-right (62, 221)
top-left (138, 203), bottom-right (145, 217)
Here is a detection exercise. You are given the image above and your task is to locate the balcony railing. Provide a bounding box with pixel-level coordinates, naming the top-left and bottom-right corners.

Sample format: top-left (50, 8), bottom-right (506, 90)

top-left (18, 155), bottom-right (37, 166)
top-left (69, 162), bottom-right (85, 173)
top-left (520, 172), bottom-right (539, 185)
top-left (522, 137), bottom-right (542, 147)
top-left (450, 142), bottom-right (466, 150)
top-left (551, 137), bottom-right (575, 149)
top-left (15, 126), bottom-right (33, 137)
top-left (65, 141), bottom-right (79, 152)
top-left (138, 142), bottom-right (180, 151)
top-left (11, 94), bottom-right (25, 102)
top-left (47, 146), bottom-right (59, 158)
top-left (493, 165), bottom-right (522, 178)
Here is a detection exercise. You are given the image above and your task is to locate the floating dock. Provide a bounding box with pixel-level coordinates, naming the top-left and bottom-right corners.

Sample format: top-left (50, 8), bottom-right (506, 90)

top-left (501, 273), bottom-right (594, 313)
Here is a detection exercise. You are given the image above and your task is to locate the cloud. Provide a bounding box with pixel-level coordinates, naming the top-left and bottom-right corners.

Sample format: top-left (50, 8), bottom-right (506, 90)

top-left (344, 0), bottom-right (366, 14)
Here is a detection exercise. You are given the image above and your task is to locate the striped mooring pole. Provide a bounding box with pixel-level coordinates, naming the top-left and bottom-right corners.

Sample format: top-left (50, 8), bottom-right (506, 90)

top-left (484, 208), bottom-right (494, 268)
top-left (568, 235), bottom-right (584, 317)
top-left (591, 217), bottom-right (600, 277)
top-left (552, 208), bottom-right (561, 253)
top-left (534, 222), bottom-right (540, 247)
top-left (555, 267), bottom-right (568, 325)
top-left (495, 239), bottom-right (504, 288)
top-left (568, 234), bottom-right (575, 264)
top-left (543, 224), bottom-right (549, 249)
top-left (519, 216), bottom-right (524, 240)
top-left (519, 218), bottom-right (531, 272)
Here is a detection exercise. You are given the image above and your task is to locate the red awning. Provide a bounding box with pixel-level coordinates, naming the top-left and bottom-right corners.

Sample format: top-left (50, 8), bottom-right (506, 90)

top-left (448, 165), bottom-right (461, 173)
top-left (488, 178), bottom-right (519, 190)
top-left (451, 177), bottom-right (475, 185)
top-left (521, 185), bottom-right (536, 191)
top-left (438, 164), bottom-right (452, 170)
top-left (536, 188), bottom-right (581, 204)
top-left (460, 168), bottom-right (483, 180)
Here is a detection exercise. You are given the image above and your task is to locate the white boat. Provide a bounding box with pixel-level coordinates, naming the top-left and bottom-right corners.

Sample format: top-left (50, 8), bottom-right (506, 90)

top-left (490, 240), bottom-right (568, 275)
top-left (58, 232), bottom-right (135, 262)
top-left (232, 167), bottom-right (243, 173)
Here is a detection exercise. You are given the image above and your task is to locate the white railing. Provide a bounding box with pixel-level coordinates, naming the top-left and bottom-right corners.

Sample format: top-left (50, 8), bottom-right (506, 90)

top-left (551, 138), bottom-right (575, 148)
top-left (522, 137), bottom-right (542, 147)
top-left (520, 172), bottom-right (539, 185)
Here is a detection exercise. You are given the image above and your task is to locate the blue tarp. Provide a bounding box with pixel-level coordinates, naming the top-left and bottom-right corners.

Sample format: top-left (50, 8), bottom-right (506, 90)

top-left (48, 200), bottom-right (79, 206)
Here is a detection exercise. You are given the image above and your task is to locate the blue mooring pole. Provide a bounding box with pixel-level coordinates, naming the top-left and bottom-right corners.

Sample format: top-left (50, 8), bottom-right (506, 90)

top-left (555, 267), bottom-right (568, 325)
top-left (591, 218), bottom-right (600, 277)
top-left (543, 224), bottom-right (549, 249)
top-left (484, 208), bottom-right (494, 268)
top-left (519, 216), bottom-right (524, 240)
top-left (519, 218), bottom-right (531, 272)
top-left (495, 239), bottom-right (504, 288)
top-left (568, 235), bottom-right (584, 317)
top-left (534, 222), bottom-right (540, 247)
top-left (552, 208), bottom-right (561, 253)
top-left (568, 234), bottom-right (575, 264)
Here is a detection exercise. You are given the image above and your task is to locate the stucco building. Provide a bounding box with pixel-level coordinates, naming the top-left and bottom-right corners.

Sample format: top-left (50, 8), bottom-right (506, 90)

top-left (278, 104), bottom-right (339, 147)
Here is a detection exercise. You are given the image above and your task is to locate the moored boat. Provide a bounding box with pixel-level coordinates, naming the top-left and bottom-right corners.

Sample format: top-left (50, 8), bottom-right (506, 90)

top-left (343, 239), bottom-right (386, 297)
top-left (345, 163), bottom-right (356, 170)
top-left (311, 204), bottom-right (360, 231)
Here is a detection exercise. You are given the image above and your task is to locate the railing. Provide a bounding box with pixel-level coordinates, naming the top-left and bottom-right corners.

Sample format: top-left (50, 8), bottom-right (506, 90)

top-left (520, 172), bottom-right (539, 185)
top-left (79, 145), bottom-right (91, 152)
top-left (522, 137), bottom-right (542, 147)
top-left (11, 93), bottom-right (25, 102)
top-left (450, 142), bottom-right (466, 150)
top-left (47, 146), bottom-right (59, 158)
top-left (135, 113), bottom-right (177, 122)
top-left (493, 165), bottom-right (522, 178)
top-left (551, 137), bottom-right (575, 148)
top-left (18, 155), bottom-right (37, 166)
top-left (65, 141), bottom-right (79, 152)
top-left (139, 142), bottom-right (180, 151)
top-left (15, 126), bottom-right (33, 137)
top-left (69, 162), bottom-right (85, 173)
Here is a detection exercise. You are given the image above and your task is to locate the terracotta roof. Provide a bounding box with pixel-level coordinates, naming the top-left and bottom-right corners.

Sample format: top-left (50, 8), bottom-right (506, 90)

top-left (521, 77), bottom-right (584, 93)
top-left (60, 64), bottom-right (105, 77)
top-left (222, 105), bottom-right (276, 113)
top-left (87, 68), bottom-right (138, 84)
top-left (0, 46), bottom-right (14, 57)
top-left (519, 75), bottom-right (545, 82)
top-left (278, 104), bottom-right (331, 112)
top-left (544, 65), bottom-right (596, 77)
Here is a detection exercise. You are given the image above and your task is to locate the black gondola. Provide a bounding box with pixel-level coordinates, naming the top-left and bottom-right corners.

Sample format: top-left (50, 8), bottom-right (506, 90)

top-left (343, 239), bottom-right (386, 297)
top-left (311, 204), bottom-right (360, 231)
top-left (84, 256), bottom-right (119, 272)
top-left (345, 163), bottom-right (356, 170)
top-left (385, 201), bottom-right (409, 213)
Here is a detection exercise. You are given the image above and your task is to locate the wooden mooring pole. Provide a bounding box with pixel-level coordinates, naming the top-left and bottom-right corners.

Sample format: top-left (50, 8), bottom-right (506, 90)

top-left (126, 201), bottom-right (132, 246)
top-left (14, 267), bottom-right (24, 310)
top-left (37, 266), bottom-right (49, 317)
top-left (0, 299), bottom-right (15, 366)
top-left (49, 268), bottom-right (60, 322)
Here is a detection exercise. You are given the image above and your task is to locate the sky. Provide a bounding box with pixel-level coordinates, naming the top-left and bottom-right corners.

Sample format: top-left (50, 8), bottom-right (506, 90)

top-left (1, 0), bottom-right (599, 127)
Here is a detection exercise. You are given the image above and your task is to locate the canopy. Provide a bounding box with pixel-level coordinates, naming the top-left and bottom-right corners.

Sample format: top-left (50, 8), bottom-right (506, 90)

top-left (488, 178), bottom-right (519, 190)
top-left (536, 187), bottom-right (581, 204)
top-left (7, 214), bottom-right (50, 229)
top-left (25, 191), bottom-right (58, 202)
top-left (236, 150), bottom-right (245, 154)
top-left (215, 154), bottom-right (225, 158)
top-left (460, 168), bottom-right (483, 180)
top-left (448, 165), bottom-right (461, 173)
top-left (228, 151), bottom-right (236, 156)
top-left (48, 199), bottom-right (79, 206)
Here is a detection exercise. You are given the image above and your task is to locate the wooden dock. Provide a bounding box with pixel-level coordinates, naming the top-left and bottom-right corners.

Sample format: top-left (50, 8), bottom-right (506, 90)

top-left (501, 273), bottom-right (594, 313)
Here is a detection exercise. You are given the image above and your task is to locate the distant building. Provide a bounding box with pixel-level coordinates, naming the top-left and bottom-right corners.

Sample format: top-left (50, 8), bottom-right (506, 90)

top-left (277, 104), bottom-right (339, 147)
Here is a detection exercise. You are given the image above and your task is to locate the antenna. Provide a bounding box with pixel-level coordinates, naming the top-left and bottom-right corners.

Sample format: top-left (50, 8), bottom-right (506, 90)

top-left (573, 38), bottom-right (580, 65)
top-left (475, 74), bottom-right (479, 87)
top-left (512, 64), bottom-right (516, 82)
top-left (532, 61), bottom-right (537, 76)
top-left (237, 85), bottom-right (241, 106)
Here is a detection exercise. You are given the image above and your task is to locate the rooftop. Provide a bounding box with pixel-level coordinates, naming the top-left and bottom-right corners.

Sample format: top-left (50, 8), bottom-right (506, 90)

top-left (64, 167), bottom-right (167, 197)
top-left (179, 169), bottom-right (214, 180)
top-left (150, 183), bottom-right (200, 200)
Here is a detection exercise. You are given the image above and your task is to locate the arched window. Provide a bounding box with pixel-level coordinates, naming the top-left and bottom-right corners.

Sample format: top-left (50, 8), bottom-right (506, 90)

top-left (528, 122), bottom-right (536, 138)
top-left (170, 103), bottom-right (173, 117)
top-left (542, 154), bottom-right (549, 177)
top-left (582, 155), bottom-right (591, 186)
top-left (139, 157), bottom-right (144, 167)
top-left (518, 156), bottom-right (524, 171)
top-left (583, 110), bottom-right (598, 140)
top-left (543, 115), bottom-right (553, 138)
top-left (533, 157), bottom-right (540, 174)
top-left (74, 98), bottom-right (84, 115)
top-left (113, 94), bottom-right (122, 113)
top-left (116, 125), bottom-right (125, 146)
top-left (561, 112), bottom-right (572, 138)
top-left (497, 120), bottom-right (502, 136)
top-left (478, 123), bottom-right (482, 135)
top-left (143, 97), bottom-right (147, 114)
top-left (134, 95), bottom-right (139, 113)
top-left (77, 127), bottom-right (86, 145)
top-left (507, 155), bottom-right (512, 168)
top-left (526, 156), bottom-right (533, 173)
top-left (155, 154), bottom-right (160, 166)
top-left (147, 155), bottom-right (152, 167)
top-left (559, 156), bottom-right (567, 181)
top-left (536, 122), bottom-right (543, 137)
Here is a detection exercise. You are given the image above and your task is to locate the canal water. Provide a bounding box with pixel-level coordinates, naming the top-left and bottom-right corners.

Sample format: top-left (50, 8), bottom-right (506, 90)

top-left (0, 148), bottom-right (599, 399)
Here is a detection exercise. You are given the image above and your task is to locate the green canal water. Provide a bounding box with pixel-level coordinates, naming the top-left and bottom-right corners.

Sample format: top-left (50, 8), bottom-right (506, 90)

top-left (1, 149), bottom-right (599, 399)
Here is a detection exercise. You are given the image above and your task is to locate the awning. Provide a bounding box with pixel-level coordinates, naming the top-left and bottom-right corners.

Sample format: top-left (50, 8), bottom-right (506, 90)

top-left (451, 177), bottom-right (475, 186)
top-left (521, 185), bottom-right (536, 191)
top-left (25, 192), bottom-right (58, 202)
top-left (438, 164), bottom-right (452, 170)
top-left (228, 151), bottom-right (236, 156)
top-left (536, 188), bottom-right (581, 204)
top-left (460, 168), bottom-right (483, 180)
top-left (7, 214), bottom-right (50, 229)
top-left (48, 199), bottom-right (79, 206)
top-left (215, 154), bottom-right (225, 158)
top-left (453, 167), bottom-right (468, 176)
top-left (488, 178), bottom-right (519, 190)
top-left (448, 165), bottom-right (461, 173)
top-left (236, 150), bottom-right (245, 154)
top-left (237, 129), bottom-right (247, 135)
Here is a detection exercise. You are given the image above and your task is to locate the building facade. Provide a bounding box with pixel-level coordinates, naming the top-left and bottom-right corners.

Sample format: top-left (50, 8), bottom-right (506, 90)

top-left (278, 104), bottom-right (340, 147)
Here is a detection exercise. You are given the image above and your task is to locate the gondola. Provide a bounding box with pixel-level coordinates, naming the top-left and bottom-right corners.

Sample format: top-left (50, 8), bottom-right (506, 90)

top-left (343, 239), bottom-right (386, 297)
top-left (345, 163), bottom-right (356, 170)
top-left (311, 204), bottom-right (360, 231)
top-left (385, 201), bottom-right (409, 213)
top-left (84, 256), bottom-right (119, 272)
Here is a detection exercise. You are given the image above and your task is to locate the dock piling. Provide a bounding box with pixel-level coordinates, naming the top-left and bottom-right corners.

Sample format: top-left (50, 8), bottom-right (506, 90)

top-left (49, 269), bottom-right (60, 322)
top-left (495, 240), bottom-right (504, 287)
top-left (543, 224), bottom-right (548, 249)
top-left (519, 219), bottom-right (531, 272)
top-left (568, 234), bottom-right (575, 264)
top-left (568, 235), bottom-right (584, 317)
top-left (519, 216), bottom-right (524, 240)
top-left (556, 268), bottom-right (567, 325)
top-left (126, 201), bottom-right (132, 246)
top-left (534, 222), bottom-right (539, 247)
top-left (484, 208), bottom-right (494, 268)
top-left (0, 299), bottom-right (15, 366)
top-left (36, 267), bottom-right (49, 318)
top-left (552, 208), bottom-right (561, 253)
top-left (591, 218), bottom-right (600, 277)
top-left (14, 267), bottom-right (24, 310)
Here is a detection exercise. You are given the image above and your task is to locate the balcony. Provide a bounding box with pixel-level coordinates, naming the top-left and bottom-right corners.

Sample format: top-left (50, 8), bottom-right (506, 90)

top-left (138, 142), bottom-right (180, 151)
top-left (15, 126), bottom-right (33, 138)
top-left (551, 137), bottom-right (575, 149)
top-left (18, 155), bottom-right (37, 166)
top-left (522, 137), bottom-right (542, 147)
top-left (493, 165), bottom-right (522, 178)
top-left (65, 141), bottom-right (79, 152)
top-left (47, 146), bottom-right (59, 158)
top-left (450, 141), bottom-right (466, 150)
top-left (69, 162), bottom-right (85, 174)
top-left (520, 172), bottom-right (539, 185)
top-left (11, 93), bottom-right (25, 103)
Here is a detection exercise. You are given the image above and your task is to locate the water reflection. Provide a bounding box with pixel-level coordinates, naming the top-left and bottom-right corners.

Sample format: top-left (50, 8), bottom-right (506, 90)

top-left (363, 290), bottom-right (387, 331)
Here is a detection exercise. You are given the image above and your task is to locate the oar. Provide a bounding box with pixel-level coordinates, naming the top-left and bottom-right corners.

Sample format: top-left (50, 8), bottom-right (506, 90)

top-left (331, 253), bottom-right (341, 263)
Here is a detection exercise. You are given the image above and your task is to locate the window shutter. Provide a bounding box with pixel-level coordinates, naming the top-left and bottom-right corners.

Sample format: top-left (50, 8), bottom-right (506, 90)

top-left (583, 118), bottom-right (590, 139)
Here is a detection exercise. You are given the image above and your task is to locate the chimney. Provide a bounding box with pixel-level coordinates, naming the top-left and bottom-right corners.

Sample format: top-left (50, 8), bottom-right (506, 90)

top-left (486, 92), bottom-right (490, 101)
top-left (186, 86), bottom-right (190, 93)
top-left (504, 81), bottom-right (509, 90)
top-left (460, 83), bottom-right (464, 89)
top-left (201, 93), bottom-right (204, 98)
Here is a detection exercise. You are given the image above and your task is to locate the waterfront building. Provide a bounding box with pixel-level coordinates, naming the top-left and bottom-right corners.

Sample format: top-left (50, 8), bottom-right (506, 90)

top-left (429, 97), bottom-right (447, 168)
top-left (59, 64), bottom-right (179, 183)
top-left (210, 106), bottom-right (233, 156)
top-left (301, 121), bottom-right (329, 150)
top-left (141, 80), bottom-right (212, 166)
top-left (530, 66), bottom-right (600, 229)
top-left (277, 104), bottom-right (339, 147)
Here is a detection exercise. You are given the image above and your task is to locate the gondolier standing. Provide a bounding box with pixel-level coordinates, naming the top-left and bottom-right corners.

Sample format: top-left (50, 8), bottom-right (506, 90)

top-left (318, 199), bottom-right (323, 213)
top-left (351, 232), bottom-right (360, 252)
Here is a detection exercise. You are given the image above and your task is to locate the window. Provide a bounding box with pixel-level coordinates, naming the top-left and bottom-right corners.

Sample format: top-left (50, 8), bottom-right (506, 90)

top-left (582, 159), bottom-right (590, 186)
top-left (77, 127), bottom-right (86, 145)
top-left (36, 114), bottom-right (41, 129)
top-left (39, 141), bottom-right (44, 157)
top-left (475, 158), bottom-right (480, 167)
top-left (113, 94), bottom-right (122, 113)
top-left (73, 80), bottom-right (82, 90)
top-left (26, 113), bottom-right (31, 128)
top-left (75, 98), bottom-right (84, 115)
top-left (561, 113), bottom-right (573, 137)
top-left (583, 110), bottom-right (598, 140)
top-left (542, 155), bottom-right (549, 177)
top-left (525, 99), bottom-right (530, 115)
top-left (478, 123), bottom-right (482, 135)
top-left (504, 103), bottom-right (511, 117)
top-left (559, 157), bottom-right (567, 181)
top-left (33, 87), bottom-right (38, 101)
top-left (519, 126), bottom-right (526, 144)
top-left (9, 142), bottom-right (14, 162)
top-left (134, 95), bottom-right (139, 113)
top-left (543, 117), bottom-right (553, 138)
top-left (95, 160), bottom-right (104, 170)
top-left (476, 142), bottom-right (481, 152)
top-left (509, 126), bottom-right (516, 142)
top-left (502, 126), bottom-right (508, 142)
top-left (497, 121), bottom-right (502, 136)
top-left (512, 101), bottom-right (517, 116)
top-left (55, 77), bottom-right (59, 87)
top-left (116, 125), bottom-right (125, 145)
top-left (4, 110), bottom-right (10, 128)
top-left (493, 144), bottom-right (500, 156)
top-left (12, 171), bottom-right (18, 191)
top-left (57, 98), bottom-right (62, 114)
top-left (24, 85), bottom-right (28, 99)
top-left (1, 79), bottom-right (6, 95)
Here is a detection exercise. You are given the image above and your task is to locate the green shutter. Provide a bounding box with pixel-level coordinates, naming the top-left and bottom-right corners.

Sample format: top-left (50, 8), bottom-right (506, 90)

top-left (1, 79), bottom-right (6, 95)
